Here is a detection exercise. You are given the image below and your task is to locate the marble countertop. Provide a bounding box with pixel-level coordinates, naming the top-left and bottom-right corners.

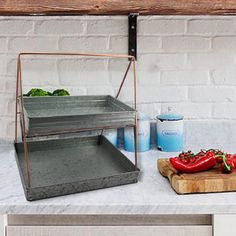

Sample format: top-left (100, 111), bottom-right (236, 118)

top-left (1, 144), bottom-right (236, 215)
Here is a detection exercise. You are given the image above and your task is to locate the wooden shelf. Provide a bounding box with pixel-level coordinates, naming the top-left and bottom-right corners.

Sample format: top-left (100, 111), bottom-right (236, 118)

top-left (1, 0), bottom-right (236, 16)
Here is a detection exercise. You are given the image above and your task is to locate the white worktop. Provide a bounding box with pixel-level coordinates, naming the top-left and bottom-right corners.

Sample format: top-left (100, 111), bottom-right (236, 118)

top-left (1, 144), bottom-right (236, 215)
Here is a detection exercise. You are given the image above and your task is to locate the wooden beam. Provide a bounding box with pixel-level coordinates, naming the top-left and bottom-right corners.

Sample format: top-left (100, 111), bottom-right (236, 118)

top-left (1, 0), bottom-right (236, 16)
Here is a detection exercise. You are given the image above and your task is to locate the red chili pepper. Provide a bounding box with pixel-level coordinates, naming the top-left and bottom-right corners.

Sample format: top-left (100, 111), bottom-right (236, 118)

top-left (169, 152), bottom-right (217, 173)
top-left (181, 158), bottom-right (190, 164)
top-left (215, 153), bottom-right (233, 164)
top-left (226, 154), bottom-right (236, 166)
top-left (215, 156), bottom-right (224, 164)
top-left (208, 150), bottom-right (226, 163)
top-left (221, 159), bottom-right (235, 174)
top-left (230, 154), bottom-right (236, 158)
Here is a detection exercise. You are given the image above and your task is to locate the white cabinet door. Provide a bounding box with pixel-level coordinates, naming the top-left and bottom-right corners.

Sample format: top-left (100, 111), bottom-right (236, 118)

top-left (7, 225), bottom-right (212, 236)
top-left (214, 215), bottom-right (236, 235)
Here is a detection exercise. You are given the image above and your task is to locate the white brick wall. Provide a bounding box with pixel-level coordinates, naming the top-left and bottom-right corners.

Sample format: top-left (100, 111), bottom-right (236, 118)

top-left (162, 36), bottom-right (210, 52)
top-left (35, 20), bottom-right (85, 35)
top-left (139, 19), bottom-right (186, 35)
top-left (187, 19), bottom-right (235, 35)
top-left (1, 15), bottom-right (236, 144)
top-left (189, 87), bottom-right (235, 102)
top-left (8, 36), bottom-right (59, 52)
top-left (0, 20), bottom-right (33, 35)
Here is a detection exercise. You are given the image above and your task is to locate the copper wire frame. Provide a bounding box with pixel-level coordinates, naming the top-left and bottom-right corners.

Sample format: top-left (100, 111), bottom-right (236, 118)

top-left (15, 52), bottom-right (138, 189)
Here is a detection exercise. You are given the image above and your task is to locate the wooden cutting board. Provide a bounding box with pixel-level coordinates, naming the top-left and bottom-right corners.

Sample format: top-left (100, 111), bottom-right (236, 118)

top-left (158, 158), bottom-right (236, 194)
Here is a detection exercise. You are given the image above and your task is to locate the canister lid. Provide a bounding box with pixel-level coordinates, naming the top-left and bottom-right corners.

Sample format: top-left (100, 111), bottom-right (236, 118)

top-left (157, 107), bottom-right (183, 121)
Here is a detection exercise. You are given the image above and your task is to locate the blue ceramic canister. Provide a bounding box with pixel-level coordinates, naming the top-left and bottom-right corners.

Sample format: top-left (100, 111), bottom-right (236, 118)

top-left (103, 129), bottom-right (118, 147)
top-left (156, 109), bottom-right (184, 152)
top-left (124, 113), bottom-right (151, 152)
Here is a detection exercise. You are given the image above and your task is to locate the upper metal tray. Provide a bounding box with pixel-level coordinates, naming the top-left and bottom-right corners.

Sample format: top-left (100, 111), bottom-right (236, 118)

top-left (20, 95), bottom-right (135, 137)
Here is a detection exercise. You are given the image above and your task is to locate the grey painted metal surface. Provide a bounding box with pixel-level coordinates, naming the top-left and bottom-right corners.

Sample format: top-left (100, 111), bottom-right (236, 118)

top-left (21, 95), bottom-right (135, 137)
top-left (14, 135), bottom-right (139, 201)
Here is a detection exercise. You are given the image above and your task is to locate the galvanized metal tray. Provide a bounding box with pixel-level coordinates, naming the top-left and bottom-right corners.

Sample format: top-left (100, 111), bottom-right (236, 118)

top-left (21, 95), bottom-right (135, 137)
top-left (14, 135), bottom-right (139, 201)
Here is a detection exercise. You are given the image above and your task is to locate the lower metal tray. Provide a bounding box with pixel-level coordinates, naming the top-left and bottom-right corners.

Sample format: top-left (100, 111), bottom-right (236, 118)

top-left (14, 135), bottom-right (139, 201)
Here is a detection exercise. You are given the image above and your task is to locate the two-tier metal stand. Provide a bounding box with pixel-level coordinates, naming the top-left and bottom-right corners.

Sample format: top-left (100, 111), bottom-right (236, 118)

top-left (15, 52), bottom-right (138, 199)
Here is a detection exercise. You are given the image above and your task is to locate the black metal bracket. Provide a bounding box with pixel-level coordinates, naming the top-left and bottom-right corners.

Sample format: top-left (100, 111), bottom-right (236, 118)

top-left (128, 13), bottom-right (138, 60)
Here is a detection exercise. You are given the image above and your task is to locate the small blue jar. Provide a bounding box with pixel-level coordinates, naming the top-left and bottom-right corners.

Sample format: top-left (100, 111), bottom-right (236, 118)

top-left (124, 113), bottom-right (151, 152)
top-left (156, 109), bottom-right (184, 152)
